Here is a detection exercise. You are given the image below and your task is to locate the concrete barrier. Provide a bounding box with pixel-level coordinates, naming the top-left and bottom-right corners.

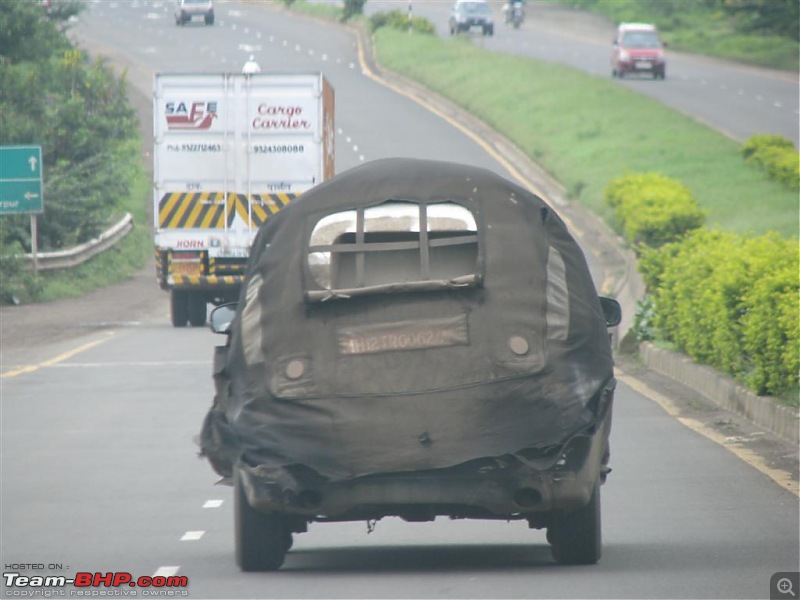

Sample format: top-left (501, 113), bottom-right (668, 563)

top-left (640, 342), bottom-right (799, 445)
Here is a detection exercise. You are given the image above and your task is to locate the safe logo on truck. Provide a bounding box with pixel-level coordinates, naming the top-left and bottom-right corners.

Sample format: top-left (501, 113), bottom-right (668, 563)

top-left (165, 101), bottom-right (217, 130)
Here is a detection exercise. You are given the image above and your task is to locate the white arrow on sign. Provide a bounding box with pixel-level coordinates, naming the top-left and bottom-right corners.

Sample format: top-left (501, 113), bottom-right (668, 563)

top-left (28, 156), bottom-right (38, 171)
top-left (24, 192), bottom-right (40, 199)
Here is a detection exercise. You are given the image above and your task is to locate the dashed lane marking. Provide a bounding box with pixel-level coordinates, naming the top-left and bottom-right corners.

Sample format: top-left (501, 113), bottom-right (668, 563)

top-left (1, 332), bottom-right (115, 378)
top-left (180, 531), bottom-right (205, 541)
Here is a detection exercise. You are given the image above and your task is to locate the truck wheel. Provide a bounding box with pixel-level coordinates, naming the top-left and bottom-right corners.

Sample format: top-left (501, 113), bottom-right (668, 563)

top-left (188, 294), bottom-right (207, 327)
top-left (548, 483), bottom-right (602, 565)
top-left (170, 290), bottom-right (189, 327)
top-left (234, 469), bottom-right (289, 572)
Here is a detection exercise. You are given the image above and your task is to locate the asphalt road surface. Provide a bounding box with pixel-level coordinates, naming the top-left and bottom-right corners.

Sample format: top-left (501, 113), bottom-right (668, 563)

top-left (1, 2), bottom-right (798, 599)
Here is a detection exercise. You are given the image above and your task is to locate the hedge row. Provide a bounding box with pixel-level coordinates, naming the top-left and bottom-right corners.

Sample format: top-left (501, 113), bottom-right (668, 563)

top-left (741, 134), bottom-right (800, 191)
top-left (369, 10), bottom-right (436, 35)
top-left (606, 173), bottom-right (799, 399)
top-left (605, 173), bottom-right (706, 249)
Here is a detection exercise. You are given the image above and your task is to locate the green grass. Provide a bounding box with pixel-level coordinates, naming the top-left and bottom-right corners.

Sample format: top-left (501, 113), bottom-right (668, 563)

top-left (374, 29), bottom-right (798, 239)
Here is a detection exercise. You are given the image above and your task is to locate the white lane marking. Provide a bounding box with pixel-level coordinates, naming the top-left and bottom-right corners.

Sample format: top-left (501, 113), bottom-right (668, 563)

top-left (203, 500), bottom-right (224, 508)
top-left (153, 566), bottom-right (180, 577)
top-left (181, 531), bottom-right (205, 541)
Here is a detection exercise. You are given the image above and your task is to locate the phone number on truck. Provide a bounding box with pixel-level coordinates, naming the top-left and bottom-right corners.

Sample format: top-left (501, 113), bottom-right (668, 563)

top-left (166, 144), bottom-right (222, 152)
top-left (253, 144), bottom-right (305, 154)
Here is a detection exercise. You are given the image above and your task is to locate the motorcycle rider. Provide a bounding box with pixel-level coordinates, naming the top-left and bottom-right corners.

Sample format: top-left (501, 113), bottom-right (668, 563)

top-left (503, 0), bottom-right (525, 25)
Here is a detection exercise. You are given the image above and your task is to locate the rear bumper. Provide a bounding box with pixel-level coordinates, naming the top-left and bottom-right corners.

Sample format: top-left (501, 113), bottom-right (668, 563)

top-left (168, 274), bottom-right (244, 291)
top-left (616, 58), bottom-right (665, 74)
top-left (238, 389), bottom-right (613, 522)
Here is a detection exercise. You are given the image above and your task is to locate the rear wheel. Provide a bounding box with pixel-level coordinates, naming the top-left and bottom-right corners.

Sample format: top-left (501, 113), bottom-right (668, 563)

top-left (234, 469), bottom-right (289, 572)
top-left (548, 483), bottom-right (602, 565)
top-left (170, 290), bottom-right (189, 327)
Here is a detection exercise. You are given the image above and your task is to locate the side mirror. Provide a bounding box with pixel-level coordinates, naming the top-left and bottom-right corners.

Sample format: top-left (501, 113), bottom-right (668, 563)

top-left (209, 303), bottom-right (237, 335)
top-left (599, 297), bottom-right (622, 327)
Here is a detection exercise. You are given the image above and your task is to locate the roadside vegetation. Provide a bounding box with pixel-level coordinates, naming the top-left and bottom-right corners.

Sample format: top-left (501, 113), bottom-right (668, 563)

top-left (0, 0), bottom-right (151, 304)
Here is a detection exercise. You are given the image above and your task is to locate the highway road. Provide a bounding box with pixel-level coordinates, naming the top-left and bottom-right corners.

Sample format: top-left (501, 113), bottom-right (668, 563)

top-left (366, 0), bottom-right (800, 147)
top-left (1, 2), bottom-right (798, 599)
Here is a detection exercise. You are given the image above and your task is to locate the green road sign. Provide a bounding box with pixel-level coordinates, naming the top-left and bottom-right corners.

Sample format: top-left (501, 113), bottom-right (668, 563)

top-left (0, 145), bottom-right (43, 214)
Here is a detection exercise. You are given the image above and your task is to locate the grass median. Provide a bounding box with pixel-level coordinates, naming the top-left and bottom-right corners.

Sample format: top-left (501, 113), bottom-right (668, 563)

top-left (372, 28), bottom-right (798, 239)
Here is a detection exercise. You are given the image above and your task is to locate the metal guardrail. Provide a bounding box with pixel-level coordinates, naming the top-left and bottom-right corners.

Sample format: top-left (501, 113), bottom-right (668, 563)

top-left (23, 213), bottom-right (134, 271)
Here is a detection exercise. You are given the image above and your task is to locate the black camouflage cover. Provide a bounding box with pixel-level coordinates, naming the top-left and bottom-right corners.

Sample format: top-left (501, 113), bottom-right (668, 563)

top-left (200, 158), bottom-right (614, 484)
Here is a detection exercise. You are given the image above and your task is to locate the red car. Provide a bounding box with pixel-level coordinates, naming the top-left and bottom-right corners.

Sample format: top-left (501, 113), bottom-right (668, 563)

top-left (612, 23), bottom-right (666, 80)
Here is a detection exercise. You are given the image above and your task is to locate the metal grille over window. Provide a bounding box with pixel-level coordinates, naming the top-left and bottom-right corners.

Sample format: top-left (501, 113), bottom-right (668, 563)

top-left (306, 201), bottom-right (479, 301)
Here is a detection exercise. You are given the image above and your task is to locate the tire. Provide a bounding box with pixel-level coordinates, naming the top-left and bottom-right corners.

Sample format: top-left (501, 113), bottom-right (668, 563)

top-left (188, 294), bottom-right (207, 327)
top-left (548, 483), bottom-right (602, 565)
top-left (234, 469), bottom-right (289, 572)
top-left (170, 290), bottom-right (189, 327)
top-left (205, 14), bottom-right (214, 25)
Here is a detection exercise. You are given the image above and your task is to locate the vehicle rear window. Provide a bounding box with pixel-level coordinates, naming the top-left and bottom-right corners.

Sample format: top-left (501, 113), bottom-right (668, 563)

top-left (621, 31), bottom-right (661, 48)
top-left (305, 201), bottom-right (480, 301)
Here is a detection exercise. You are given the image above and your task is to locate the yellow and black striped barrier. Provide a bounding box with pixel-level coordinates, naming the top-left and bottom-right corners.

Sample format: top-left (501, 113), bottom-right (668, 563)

top-left (158, 192), bottom-right (295, 229)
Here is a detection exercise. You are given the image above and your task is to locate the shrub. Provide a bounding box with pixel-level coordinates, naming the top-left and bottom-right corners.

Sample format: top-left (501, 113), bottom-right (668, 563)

top-left (342, 0), bottom-right (367, 21)
top-left (605, 173), bottom-right (706, 250)
top-left (369, 10), bottom-right (436, 35)
top-left (742, 134), bottom-right (799, 190)
top-left (651, 229), bottom-right (799, 397)
top-left (740, 235), bottom-right (799, 396)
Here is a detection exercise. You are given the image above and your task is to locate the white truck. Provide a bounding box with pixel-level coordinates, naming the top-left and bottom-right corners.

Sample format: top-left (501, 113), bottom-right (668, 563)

top-left (153, 72), bottom-right (335, 326)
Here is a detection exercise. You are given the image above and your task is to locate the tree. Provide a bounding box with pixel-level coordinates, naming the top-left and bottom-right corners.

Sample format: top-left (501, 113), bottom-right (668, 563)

top-left (342, 0), bottom-right (367, 21)
top-left (0, 0), bottom-right (139, 254)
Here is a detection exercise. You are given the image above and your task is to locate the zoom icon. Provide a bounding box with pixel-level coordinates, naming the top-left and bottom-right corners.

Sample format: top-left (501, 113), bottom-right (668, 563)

top-left (772, 572), bottom-right (799, 599)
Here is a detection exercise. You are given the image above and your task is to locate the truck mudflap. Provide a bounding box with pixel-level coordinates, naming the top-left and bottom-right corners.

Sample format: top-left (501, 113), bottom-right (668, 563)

top-left (236, 391), bottom-right (613, 521)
